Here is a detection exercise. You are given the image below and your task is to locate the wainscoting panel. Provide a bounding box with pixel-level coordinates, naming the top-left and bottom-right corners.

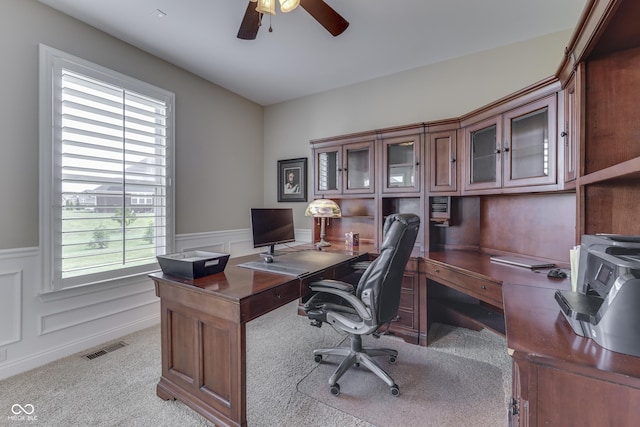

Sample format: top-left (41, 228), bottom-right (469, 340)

top-left (0, 228), bottom-right (312, 380)
top-left (0, 269), bottom-right (22, 346)
top-left (40, 287), bottom-right (159, 335)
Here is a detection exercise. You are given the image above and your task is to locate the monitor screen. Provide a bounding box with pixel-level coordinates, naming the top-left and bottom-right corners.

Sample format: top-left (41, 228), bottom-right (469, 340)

top-left (250, 208), bottom-right (295, 255)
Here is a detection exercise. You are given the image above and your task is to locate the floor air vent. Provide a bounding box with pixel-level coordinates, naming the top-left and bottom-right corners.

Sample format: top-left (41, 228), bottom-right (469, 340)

top-left (83, 341), bottom-right (128, 360)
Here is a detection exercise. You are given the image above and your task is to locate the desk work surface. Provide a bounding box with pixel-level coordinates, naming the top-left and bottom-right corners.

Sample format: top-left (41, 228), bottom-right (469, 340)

top-left (237, 249), bottom-right (356, 277)
top-left (503, 282), bottom-right (640, 381)
top-left (426, 250), bottom-right (571, 289)
top-left (150, 249), bottom-right (362, 302)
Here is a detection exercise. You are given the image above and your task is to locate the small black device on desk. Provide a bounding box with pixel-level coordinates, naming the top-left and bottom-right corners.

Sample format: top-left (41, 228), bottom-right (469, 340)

top-left (555, 234), bottom-right (640, 356)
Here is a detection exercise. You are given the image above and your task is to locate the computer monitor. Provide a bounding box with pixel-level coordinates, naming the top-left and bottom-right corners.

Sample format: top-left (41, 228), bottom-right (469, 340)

top-left (250, 208), bottom-right (295, 256)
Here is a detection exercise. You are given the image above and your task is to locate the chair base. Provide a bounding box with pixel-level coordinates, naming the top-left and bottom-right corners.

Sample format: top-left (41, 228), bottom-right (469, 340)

top-left (313, 334), bottom-right (398, 390)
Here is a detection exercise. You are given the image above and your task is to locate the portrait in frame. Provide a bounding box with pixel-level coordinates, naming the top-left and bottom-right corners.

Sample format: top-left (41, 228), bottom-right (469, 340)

top-left (278, 158), bottom-right (307, 202)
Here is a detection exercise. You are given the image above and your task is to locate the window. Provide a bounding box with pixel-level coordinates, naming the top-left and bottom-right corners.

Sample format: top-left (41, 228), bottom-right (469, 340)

top-left (39, 45), bottom-right (174, 292)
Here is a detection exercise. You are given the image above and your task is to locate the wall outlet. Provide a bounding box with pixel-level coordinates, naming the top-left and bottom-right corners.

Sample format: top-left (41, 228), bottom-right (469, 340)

top-left (0, 348), bottom-right (7, 362)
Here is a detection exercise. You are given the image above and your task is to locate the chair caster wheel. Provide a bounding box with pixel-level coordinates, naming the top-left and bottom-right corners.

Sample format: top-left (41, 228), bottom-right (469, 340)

top-left (314, 355), bottom-right (322, 363)
top-left (330, 384), bottom-right (340, 396)
top-left (388, 355), bottom-right (397, 364)
top-left (390, 384), bottom-right (400, 397)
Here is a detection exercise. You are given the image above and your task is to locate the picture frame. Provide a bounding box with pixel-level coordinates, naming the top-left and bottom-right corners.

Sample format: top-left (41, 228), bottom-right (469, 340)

top-left (278, 157), bottom-right (307, 202)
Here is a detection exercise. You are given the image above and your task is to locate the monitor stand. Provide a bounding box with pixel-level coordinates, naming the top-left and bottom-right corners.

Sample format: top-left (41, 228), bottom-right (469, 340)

top-left (261, 244), bottom-right (286, 257)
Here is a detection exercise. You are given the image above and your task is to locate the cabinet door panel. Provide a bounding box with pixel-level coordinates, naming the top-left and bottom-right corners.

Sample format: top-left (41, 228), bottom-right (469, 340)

top-left (503, 96), bottom-right (557, 188)
top-left (536, 366), bottom-right (640, 426)
top-left (382, 134), bottom-right (421, 193)
top-left (464, 116), bottom-right (501, 191)
top-left (343, 141), bottom-right (375, 194)
top-left (429, 130), bottom-right (458, 193)
top-left (314, 147), bottom-right (341, 195)
top-left (563, 70), bottom-right (580, 183)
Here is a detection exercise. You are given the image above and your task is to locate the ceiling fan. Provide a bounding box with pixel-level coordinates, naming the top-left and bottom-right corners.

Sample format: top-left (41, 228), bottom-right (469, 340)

top-left (237, 0), bottom-right (349, 40)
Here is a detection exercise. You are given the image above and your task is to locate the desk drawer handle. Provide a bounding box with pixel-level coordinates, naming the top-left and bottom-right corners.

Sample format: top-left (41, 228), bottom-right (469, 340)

top-left (480, 285), bottom-right (486, 290)
top-left (275, 293), bottom-right (282, 299)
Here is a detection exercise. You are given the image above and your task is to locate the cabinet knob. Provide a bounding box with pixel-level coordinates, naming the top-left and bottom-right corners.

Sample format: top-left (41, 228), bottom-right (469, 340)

top-left (560, 131), bottom-right (568, 137)
top-left (481, 285), bottom-right (486, 290)
top-left (434, 268), bottom-right (440, 273)
top-left (451, 158), bottom-right (456, 164)
top-left (494, 149), bottom-right (501, 154)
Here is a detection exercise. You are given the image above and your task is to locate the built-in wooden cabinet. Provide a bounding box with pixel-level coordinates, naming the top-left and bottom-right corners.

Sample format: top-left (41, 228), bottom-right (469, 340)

top-left (561, 69), bottom-right (580, 184)
top-left (463, 95), bottom-right (557, 194)
top-left (381, 132), bottom-right (422, 194)
top-left (464, 116), bottom-right (501, 192)
top-left (312, 138), bottom-right (375, 196)
top-left (387, 258), bottom-right (421, 344)
top-left (505, 284), bottom-right (640, 427)
top-left (428, 129), bottom-right (458, 194)
top-left (503, 96), bottom-right (557, 188)
top-left (578, 45), bottom-right (640, 237)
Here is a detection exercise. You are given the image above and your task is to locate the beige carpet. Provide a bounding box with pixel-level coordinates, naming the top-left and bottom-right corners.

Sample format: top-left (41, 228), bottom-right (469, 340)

top-left (298, 333), bottom-right (505, 427)
top-left (0, 301), bottom-right (510, 426)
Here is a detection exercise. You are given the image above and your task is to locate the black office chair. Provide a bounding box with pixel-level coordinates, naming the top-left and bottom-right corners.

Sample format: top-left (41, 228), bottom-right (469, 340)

top-left (303, 213), bottom-right (420, 397)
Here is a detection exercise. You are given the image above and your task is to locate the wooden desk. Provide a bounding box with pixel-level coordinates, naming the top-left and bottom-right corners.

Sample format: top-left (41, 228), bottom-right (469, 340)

top-left (149, 250), bottom-right (364, 427)
top-left (503, 283), bottom-right (640, 426)
top-left (423, 251), bottom-right (569, 339)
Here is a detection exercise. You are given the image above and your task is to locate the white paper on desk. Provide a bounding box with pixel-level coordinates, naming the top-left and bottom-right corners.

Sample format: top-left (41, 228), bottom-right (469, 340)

top-left (570, 246), bottom-right (580, 292)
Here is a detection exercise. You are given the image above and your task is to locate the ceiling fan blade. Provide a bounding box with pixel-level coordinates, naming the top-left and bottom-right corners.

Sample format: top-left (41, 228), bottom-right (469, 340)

top-left (237, 1), bottom-right (262, 40)
top-left (300, 0), bottom-right (349, 37)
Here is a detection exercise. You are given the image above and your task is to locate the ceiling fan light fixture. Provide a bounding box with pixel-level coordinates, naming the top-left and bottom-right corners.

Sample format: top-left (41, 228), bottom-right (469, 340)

top-left (279, 0), bottom-right (300, 13)
top-left (256, 0), bottom-right (276, 15)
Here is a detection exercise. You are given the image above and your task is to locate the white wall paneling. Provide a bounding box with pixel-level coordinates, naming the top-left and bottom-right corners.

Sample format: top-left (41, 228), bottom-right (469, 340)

top-left (0, 228), bottom-right (311, 380)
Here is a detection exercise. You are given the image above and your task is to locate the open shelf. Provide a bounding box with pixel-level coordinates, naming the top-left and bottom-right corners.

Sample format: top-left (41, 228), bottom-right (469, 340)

top-left (579, 156), bottom-right (640, 186)
top-left (434, 299), bottom-right (506, 336)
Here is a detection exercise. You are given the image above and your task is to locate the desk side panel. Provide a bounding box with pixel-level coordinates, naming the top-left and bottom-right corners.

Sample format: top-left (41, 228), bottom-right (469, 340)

top-left (155, 279), bottom-right (245, 427)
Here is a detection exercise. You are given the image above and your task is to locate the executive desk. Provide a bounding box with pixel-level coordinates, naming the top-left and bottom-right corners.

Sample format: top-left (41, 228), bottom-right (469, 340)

top-left (149, 249), bottom-right (365, 427)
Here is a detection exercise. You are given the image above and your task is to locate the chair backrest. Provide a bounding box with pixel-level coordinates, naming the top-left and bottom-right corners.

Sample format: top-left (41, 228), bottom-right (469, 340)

top-left (356, 213), bottom-right (420, 324)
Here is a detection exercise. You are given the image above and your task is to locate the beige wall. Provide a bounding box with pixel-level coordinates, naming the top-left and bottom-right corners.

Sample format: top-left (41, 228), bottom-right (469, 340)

top-left (0, 0), bottom-right (264, 250)
top-left (263, 30), bottom-right (573, 227)
top-left (1, 0), bottom-right (575, 249)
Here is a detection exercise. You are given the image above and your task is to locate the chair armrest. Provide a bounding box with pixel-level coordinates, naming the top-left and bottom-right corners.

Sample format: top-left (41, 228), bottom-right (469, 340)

top-left (309, 281), bottom-right (371, 321)
top-left (309, 279), bottom-right (354, 293)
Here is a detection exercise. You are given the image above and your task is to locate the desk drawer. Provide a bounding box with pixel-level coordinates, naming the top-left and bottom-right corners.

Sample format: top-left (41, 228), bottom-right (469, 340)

top-left (242, 280), bottom-right (300, 322)
top-left (425, 261), bottom-right (502, 306)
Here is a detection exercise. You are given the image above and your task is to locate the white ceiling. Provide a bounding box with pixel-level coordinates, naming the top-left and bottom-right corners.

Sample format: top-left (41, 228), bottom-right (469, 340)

top-left (38, 0), bottom-right (588, 106)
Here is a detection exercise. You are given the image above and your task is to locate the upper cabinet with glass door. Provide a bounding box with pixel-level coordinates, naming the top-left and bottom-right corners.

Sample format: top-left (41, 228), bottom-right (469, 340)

top-left (503, 95), bottom-right (557, 188)
top-left (313, 139), bottom-right (375, 196)
top-left (382, 133), bottom-right (421, 193)
top-left (463, 95), bottom-right (557, 193)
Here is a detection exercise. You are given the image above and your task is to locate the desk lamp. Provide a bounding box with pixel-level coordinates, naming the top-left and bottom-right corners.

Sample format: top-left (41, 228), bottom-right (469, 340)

top-left (305, 198), bottom-right (341, 247)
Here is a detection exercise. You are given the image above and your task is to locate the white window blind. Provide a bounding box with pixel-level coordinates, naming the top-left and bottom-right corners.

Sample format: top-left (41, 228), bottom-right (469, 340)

top-left (40, 45), bottom-right (174, 291)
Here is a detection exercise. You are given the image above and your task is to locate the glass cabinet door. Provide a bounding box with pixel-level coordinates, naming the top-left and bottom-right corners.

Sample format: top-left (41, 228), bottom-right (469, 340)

top-left (382, 134), bottom-right (421, 193)
top-left (343, 141), bottom-right (375, 194)
top-left (464, 117), bottom-right (501, 191)
top-left (314, 147), bottom-right (341, 194)
top-left (503, 95), bottom-right (557, 188)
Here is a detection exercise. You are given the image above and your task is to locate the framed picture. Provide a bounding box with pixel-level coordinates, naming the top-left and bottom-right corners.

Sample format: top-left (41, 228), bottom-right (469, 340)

top-left (278, 157), bottom-right (307, 202)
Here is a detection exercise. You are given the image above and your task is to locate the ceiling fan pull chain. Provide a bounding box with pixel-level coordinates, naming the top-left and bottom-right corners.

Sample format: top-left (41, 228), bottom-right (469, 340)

top-left (269, 14), bottom-right (273, 32)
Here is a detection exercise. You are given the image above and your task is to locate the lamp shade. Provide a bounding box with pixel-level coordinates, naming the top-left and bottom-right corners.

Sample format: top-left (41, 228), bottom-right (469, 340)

top-left (256, 0), bottom-right (276, 15)
top-left (279, 0), bottom-right (300, 13)
top-left (305, 199), bottom-right (342, 218)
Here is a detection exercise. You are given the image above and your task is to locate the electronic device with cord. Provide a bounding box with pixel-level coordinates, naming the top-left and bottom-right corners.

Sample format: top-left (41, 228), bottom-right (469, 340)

top-left (555, 234), bottom-right (640, 357)
top-left (250, 208), bottom-right (295, 256)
